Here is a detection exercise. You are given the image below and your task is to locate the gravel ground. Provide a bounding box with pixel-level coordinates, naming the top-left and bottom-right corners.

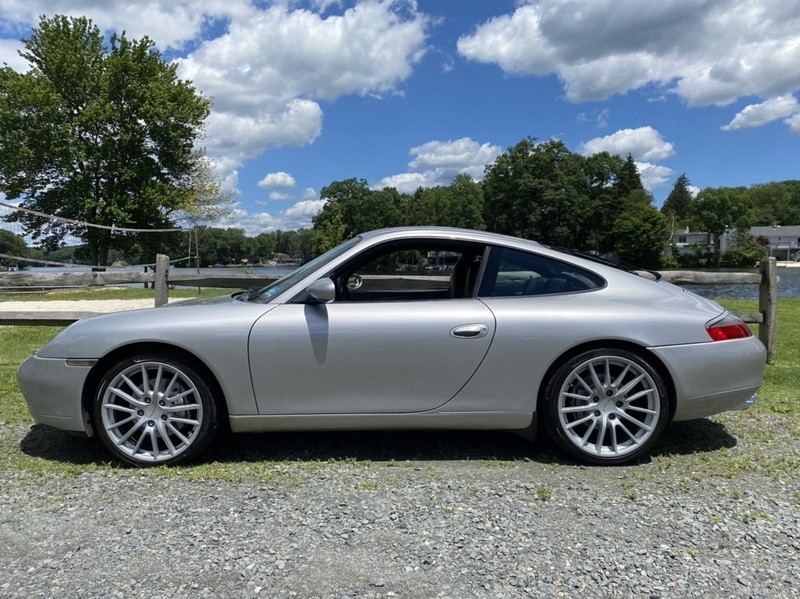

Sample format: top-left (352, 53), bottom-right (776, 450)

top-left (1, 426), bottom-right (798, 598)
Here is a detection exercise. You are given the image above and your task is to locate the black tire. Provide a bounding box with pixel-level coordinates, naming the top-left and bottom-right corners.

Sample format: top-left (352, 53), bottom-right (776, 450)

top-left (542, 348), bottom-right (669, 465)
top-left (93, 354), bottom-right (218, 466)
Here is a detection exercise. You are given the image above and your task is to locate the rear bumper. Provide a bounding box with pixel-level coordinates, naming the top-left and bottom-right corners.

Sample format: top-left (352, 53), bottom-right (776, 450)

top-left (17, 354), bottom-right (92, 433)
top-left (649, 336), bottom-right (766, 422)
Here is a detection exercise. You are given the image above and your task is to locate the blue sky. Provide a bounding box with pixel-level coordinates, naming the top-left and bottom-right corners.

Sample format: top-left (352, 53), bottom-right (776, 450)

top-left (2, 0), bottom-right (800, 234)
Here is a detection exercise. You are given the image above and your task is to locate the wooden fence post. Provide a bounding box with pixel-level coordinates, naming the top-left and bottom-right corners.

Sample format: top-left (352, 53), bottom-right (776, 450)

top-left (758, 257), bottom-right (777, 363)
top-left (154, 254), bottom-right (170, 308)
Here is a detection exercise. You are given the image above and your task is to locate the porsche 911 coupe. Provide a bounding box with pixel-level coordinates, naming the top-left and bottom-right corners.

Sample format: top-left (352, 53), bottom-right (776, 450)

top-left (17, 227), bottom-right (766, 466)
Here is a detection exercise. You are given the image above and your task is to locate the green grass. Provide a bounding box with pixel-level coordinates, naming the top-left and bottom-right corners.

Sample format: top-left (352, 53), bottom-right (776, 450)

top-left (0, 297), bottom-right (797, 481)
top-left (720, 298), bottom-right (800, 415)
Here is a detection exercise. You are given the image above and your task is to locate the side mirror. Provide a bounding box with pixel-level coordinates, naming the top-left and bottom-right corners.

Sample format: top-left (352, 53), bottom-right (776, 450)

top-left (307, 278), bottom-right (336, 303)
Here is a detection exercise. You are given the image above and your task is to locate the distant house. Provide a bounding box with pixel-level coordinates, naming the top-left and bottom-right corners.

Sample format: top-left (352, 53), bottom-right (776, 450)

top-left (750, 226), bottom-right (800, 260)
top-left (670, 225), bottom-right (800, 259)
top-left (670, 228), bottom-right (712, 255)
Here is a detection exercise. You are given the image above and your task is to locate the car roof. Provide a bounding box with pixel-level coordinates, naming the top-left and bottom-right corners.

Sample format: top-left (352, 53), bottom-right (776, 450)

top-left (359, 226), bottom-right (546, 250)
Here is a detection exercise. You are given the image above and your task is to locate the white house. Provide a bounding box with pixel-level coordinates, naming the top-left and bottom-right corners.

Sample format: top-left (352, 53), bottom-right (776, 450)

top-left (670, 225), bottom-right (800, 259)
top-left (750, 226), bottom-right (800, 260)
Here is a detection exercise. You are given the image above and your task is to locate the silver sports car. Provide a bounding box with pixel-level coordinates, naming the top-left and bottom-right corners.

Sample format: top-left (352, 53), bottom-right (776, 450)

top-left (18, 227), bottom-right (766, 466)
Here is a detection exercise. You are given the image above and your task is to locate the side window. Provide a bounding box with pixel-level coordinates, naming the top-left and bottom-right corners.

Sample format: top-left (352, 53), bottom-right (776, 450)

top-left (478, 247), bottom-right (604, 297)
top-left (338, 243), bottom-right (484, 302)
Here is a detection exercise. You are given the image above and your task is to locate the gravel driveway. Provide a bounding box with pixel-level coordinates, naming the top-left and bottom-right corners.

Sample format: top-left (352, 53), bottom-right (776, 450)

top-left (1, 421), bottom-right (798, 598)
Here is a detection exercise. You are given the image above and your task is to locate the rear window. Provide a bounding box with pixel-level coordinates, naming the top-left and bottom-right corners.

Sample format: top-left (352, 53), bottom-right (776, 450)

top-left (478, 247), bottom-right (605, 297)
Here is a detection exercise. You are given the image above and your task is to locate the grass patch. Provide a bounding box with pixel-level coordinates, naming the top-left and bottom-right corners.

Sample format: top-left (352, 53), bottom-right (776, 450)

top-left (720, 298), bottom-right (800, 415)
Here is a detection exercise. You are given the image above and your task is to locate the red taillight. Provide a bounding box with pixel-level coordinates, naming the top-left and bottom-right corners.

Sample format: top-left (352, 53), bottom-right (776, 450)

top-left (706, 314), bottom-right (753, 341)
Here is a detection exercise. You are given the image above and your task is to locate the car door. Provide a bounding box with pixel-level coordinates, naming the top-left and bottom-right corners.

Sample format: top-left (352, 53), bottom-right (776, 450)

top-left (248, 242), bottom-right (496, 415)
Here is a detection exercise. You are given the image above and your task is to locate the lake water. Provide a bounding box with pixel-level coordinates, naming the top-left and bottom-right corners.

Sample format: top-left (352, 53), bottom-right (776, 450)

top-left (680, 266), bottom-right (800, 300)
top-left (18, 264), bottom-right (800, 299)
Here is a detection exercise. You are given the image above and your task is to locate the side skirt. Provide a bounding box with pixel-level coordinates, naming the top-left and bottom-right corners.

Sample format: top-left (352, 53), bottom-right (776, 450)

top-left (228, 411), bottom-right (533, 434)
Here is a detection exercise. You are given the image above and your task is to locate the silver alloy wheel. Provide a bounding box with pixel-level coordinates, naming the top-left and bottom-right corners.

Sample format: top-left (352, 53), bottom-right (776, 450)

top-left (100, 360), bottom-right (205, 463)
top-left (557, 354), bottom-right (661, 459)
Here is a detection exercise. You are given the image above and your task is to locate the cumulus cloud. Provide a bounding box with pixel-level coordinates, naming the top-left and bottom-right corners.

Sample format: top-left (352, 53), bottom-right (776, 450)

top-left (785, 112), bottom-right (800, 134)
top-left (375, 137), bottom-right (502, 192)
top-left (301, 187), bottom-right (319, 201)
top-left (218, 199), bottom-right (326, 235)
top-left (0, 0), bottom-right (253, 50)
top-left (579, 127), bottom-right (675, 162)
top-left (176, 1), bottom-right (429, 162)
top-left (282, 199), bottom-right (326, 222)
top-left (637, 162), bottom-right (674, 190)
top-left (258, 171), bottom-right (296, 189)
top-left (722, 95), bottom-right (800, 131)
top-left (458, 0), bottom-right (800, 107)
top-left (269, 192), bottom-right (291, 201)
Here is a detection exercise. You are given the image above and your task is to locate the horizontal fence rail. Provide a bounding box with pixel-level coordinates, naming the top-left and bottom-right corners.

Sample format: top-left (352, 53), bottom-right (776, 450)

top-left (0, 255), bottom-right (779, 362)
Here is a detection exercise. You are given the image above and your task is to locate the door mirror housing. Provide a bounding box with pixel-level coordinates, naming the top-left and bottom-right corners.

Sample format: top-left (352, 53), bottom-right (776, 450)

top-left (307, 278), bottom-right (336, 303)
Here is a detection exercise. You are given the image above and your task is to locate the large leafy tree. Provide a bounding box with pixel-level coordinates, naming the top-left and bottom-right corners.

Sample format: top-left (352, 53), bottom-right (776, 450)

top-left (312, 178), bottom-right (406, 253)
top-left (0, 16), bottom-right (210, 265)
top-left (482, 138), bottom-right (601, 249)
top-left (613, 201), bottom-right (670, 269)
top-left (689, 187), bottom-right (751, 250)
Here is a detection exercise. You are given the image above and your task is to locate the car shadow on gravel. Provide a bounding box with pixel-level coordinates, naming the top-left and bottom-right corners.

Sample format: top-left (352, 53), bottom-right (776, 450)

top-left (19, 417), bottom-right (738, 467)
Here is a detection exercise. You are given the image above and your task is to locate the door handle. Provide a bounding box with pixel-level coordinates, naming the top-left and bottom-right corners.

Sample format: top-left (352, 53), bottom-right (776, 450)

top-left (451, 324), bottom-right (489, 339)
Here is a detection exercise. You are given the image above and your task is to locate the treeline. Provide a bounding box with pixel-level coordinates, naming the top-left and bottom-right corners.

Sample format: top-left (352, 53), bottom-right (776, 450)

top-left (662, 177), bottom-right (800, 267)
top-left (4, 136), bottom-right (800, 270)
top-left (312, 139), bottom-right (670, 268)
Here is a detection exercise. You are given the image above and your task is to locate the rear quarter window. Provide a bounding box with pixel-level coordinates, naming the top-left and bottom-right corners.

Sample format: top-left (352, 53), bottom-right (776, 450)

top-left (478, 247), bottom-right (605, 297)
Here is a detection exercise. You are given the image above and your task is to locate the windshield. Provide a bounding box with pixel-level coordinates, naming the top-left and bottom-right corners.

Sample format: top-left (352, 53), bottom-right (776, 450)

top-left (245, 236), bottom-right (362, 303)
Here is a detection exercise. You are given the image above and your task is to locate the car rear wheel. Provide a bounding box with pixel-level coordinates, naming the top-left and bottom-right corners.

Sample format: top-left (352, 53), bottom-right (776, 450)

top-left (543, 349), bottom-right (669, 465)
top-left (94, 355), bottom-right (218, 466)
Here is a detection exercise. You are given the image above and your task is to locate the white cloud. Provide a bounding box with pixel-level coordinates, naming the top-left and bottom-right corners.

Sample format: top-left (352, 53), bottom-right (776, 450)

top-left (375, 137), bottom-right (502, 192)
top-left (258, 171), bottom-right (296, 189)
top-left (637, 162), bottom-right (673, 190)
top-left (376, 172), bottom-right (430, 192)
top-left (301, 187), bottom-right (319, 201)
top-left (722, 95), bottom-right (800, 131)
top-left (177, 0), bottom-right (429, 163)
top-left (269, 192), bottom-right (291, 201)
top-left (579, 127), bottom-right (674, 162)
top-left (786, 112), bottom-right (800, 134)
top-left (458, 0), bottom-right (800, 107)
top-left (0, 39), bottom-right (26, 71)
top-left (0, 0), bottom-right (253, 51)
top-left (218, 199), bottom-right (326, 235)
top-left (687, 185), bottom-right (701, 198)
top-left (282, 199), bottom-right (326, 222)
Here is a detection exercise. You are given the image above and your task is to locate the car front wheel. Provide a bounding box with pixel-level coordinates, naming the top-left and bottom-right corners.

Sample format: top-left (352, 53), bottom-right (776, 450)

top-left (94, 355), bottom-right (218, 466)
top-left (543, 349), bottom-right (669, 465)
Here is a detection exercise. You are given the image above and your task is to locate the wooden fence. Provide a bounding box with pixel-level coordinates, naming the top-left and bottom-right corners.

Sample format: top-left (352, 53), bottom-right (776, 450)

top-left (0, 255), bottom-right (780, 361)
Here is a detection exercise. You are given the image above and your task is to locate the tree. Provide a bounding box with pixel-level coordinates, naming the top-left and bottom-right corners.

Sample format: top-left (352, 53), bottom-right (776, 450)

top-left (689, 187), bottom-right (751, 250)
top-left (615, 154), bottom-right (644, 199)
top-left (313, 178), bottom-right (405, 250)
top-left (612, 203), bottom-right (670, 269)
top-left (661, 174), bottom-right (693, 224)
top-left (483, 138), bottom-right (596, 249)
top-left (0, 16), bottom-right (210, 265)
top-left (0, 229), bottom-right (27, 266)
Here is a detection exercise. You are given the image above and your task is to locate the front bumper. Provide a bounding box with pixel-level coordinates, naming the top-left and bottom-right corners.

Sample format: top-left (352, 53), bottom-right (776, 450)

top-left (17, 354), bottom-right (94, 433)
